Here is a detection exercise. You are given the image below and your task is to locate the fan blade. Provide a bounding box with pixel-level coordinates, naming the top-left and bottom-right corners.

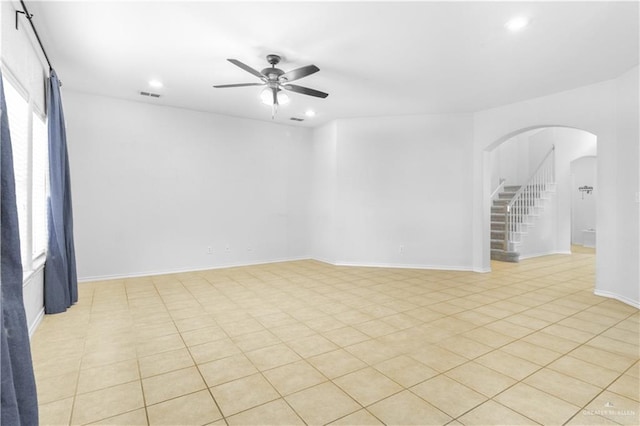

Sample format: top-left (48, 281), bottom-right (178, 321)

top-left (283, 84), bottom-right (329, 99)
top-left (227, 59), bottom-right (265, 79)
top-left (213, 82), bottom-right (265, 88)
top-left (281, 65), bottom-right (319, 82)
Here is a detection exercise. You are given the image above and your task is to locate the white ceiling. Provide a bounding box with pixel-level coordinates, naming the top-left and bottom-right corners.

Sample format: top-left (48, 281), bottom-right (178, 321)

top-left (26, 1), bottom-right (639, 127)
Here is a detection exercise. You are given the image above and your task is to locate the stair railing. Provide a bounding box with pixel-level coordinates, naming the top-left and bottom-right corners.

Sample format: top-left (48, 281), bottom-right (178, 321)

top-left (504, 146), bottom-right (555, 250)
top-left (490, 178), bottom-right (506, 201)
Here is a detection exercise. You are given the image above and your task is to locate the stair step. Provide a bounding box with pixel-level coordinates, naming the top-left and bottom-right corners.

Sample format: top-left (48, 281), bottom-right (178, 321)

top-left (491, 249), bottom-right (520, 263)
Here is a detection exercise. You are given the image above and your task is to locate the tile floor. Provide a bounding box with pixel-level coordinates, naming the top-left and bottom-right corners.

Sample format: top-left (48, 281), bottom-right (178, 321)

top-left (32, 248), bottom-right (639, 425)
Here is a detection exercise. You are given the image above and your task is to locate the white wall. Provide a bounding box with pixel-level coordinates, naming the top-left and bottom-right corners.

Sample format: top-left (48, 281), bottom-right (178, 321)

top-left (311, 114), bottom-right (475, 270)
top-left (65, 91), bottom-right (312, 280)
top-left (473, 66), bottom-right (639, 308)
top-left (571, 156), bottom-right (597, 245)
top-left (309, 121), bottom-right (338, 263)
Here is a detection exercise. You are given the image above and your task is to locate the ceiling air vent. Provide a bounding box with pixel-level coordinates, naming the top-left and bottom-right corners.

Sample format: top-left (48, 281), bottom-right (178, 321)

top-left (140, 91), bottom-right (161, 98)
top-left (290, 117), bottom-right (304, 122)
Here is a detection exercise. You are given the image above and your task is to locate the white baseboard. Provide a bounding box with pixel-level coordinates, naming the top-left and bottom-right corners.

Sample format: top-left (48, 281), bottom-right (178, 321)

top-left (78, 256), bottom-right (312, 282)
top-left (594, 289), bottom-right (640, 309)
top-left (519, 250), bottom-right (571, 260)
top-left (29, 307), bottom-right (44, 338)
top-left (330, 260), bottom-right (474, 272)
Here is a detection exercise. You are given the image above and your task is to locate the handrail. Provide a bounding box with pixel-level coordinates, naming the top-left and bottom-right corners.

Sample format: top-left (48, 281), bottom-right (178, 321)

top-left (506, 146), bottom-right (555, 213)
top-left (503, 145), bottom-right (555, 251)
top-left (490, 178), bottom-right (506, 200)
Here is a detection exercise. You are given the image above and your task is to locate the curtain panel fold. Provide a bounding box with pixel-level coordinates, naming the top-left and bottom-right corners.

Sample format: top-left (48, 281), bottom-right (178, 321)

top-left (44, 69), bottom-right (77, 314)
top-left (1, 70), bottom-right (39, 426)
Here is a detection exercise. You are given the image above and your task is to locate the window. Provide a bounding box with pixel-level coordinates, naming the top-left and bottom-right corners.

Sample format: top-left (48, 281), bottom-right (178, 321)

top-left (3, 74), bottom-right (49, 272)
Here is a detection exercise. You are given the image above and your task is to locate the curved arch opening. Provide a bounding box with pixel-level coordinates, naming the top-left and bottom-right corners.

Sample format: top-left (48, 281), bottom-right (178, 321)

top-left (483, 125), bottom-right (597, 267)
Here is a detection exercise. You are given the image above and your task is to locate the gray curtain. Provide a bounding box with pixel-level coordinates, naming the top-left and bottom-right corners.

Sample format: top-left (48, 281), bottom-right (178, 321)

top-left (44, 69), bottom-right (77, 314)
top-left (1, 71), bottom-right (39, 425)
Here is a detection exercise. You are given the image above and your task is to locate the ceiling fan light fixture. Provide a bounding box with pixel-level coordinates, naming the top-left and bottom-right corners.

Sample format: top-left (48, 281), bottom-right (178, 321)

top-left (260, 88), bottom-right (289, 105)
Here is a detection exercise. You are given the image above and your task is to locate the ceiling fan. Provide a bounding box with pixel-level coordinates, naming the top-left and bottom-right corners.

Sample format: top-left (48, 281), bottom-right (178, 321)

top-left (214, 54), bottom-right (328, 118)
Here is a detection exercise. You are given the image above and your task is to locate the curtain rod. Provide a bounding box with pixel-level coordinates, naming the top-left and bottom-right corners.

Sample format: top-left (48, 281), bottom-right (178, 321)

top-left (16, 0), bottom-right (53, 71)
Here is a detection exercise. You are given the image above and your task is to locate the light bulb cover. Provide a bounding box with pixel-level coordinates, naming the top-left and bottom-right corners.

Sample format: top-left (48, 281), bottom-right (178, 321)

top-left (260, 88), bottom-right (289, 105)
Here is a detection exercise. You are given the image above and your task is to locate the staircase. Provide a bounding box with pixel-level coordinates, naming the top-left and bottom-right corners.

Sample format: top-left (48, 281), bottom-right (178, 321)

top-left (491, 146), bottom-right (556, 263)
top-left (491, 186), bottom-right (523, 262)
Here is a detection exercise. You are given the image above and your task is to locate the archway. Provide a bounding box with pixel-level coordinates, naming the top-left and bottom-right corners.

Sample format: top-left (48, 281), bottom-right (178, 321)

top-left (483, 126), bottom-right (597, 268)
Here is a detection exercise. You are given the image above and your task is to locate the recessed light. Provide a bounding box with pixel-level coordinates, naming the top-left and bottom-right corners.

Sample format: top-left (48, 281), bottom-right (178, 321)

top-left (148, 79), bottom-right (163, 88)
top-left (305, 110), bottom-right (316, 118)
top-left (505, 16), bottom-right (530, 32)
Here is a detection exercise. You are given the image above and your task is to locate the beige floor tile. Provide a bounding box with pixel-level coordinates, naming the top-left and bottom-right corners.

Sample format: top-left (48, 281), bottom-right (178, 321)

top-left (198, 353), bottom-right (258, 387)
top-left (147, 389), bottom-right (222, 425)
top-left (181, 325), bottom-right (228, 347)
top-left (353, 319), bottom-right (399, 338)
top-left (583, 390), bottom-right (640, 425)
top-left (133, 321), bottom-right (178, 341)
top-left (174, 314), bottom-right (218, 333)
top-left (368, 390), bottom-right (451, 425)
top-left (411, 374), bottom-right (486, 418)
top-left (607, 374), bottom-right (640, 402)
top-left (522, 331), bottom-right (581, 354)
top-left (462, 327), bottom-right (515, 348)
top-left (141, 366), bottom-right (206, 405)
top-left (304, 315), bottom-right (347, 333)
top-left (524, 368), bottom-right (602, 406)
top-left (587, 335), bottom-right (640, 359)
top-left (324, 326), bottom-right (371, 347)
top-left (138, 347), bottom-right (194, 378)
top-left (495, 382), bottom-right (581, 425)
top-left (408, 345), bottom-right (469, 373)
top-left (373, 355), bottom-right (438, 387)
top-left (77, 358), bottom-right (139, 394)
top-left (270, 323), bottom-right (316, 341)
top-left (38, 397), bottom-right (73, 426)
top-left (35, 371), bottom-right (78, 404)
top-left (484, 320), bottom-right (533, 339)
top-left (458, 400), bottom-right (537, 425)
top-left (308, 349), bottom-right (367, 379)
top-left (81, 345), bottom-right (138, 370)
top-left (189, 338), bottom-right (241, 364)
top-left (501, 339), bottom-right (562, 366)
top-left (569, 342), bottom-right (638, 372)
top-left (287, 334), bottom-right (339, 358)
top-left (227, 398), bottom-right (305, 425)
top-left (344, 339), bottom-right (400, 365)
top-left (35, 254), bottom-right (640, 426)
top-left (263, 360), bottom-right (327, 395)
top-left (231, 329), bottom-right (281, 352)
top-left (436, 335), bottom-right (494, 359)
top-left (334, 367), bottom-right (403, 406)
top-left (565, 412), bottom-right (621, 425)
top-left (475, 349), bottom-right (540, 380)
top-left (285, 382), bottom-right (361, 425)
top-left (329, 409), bottom-right (383, 425)
top-left (88, 408), bottom-right (148, 425)
top-left (544, 323), bottom-right (597, 343)
top-left (245, 343), bottom-right (302, 371)
top-left (135, 333), bottom-right (185, 358)
top-left (548, 355), bottom-right (621, 388)
top-left (71, 381), bottom-right (144, 425)
top-left (211, 373), bottom-right (281, 417)
top-left (445, 361), bottom-right (516, 397)
top-left (220, 317), bottom-right (265, 337)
